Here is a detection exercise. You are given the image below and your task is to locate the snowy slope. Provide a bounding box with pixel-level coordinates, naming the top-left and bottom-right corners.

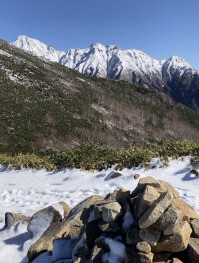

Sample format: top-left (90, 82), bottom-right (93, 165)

top-left (13, 35), bottom-right (65, 62)
top-left (0, 157), bottom-right (199, 263)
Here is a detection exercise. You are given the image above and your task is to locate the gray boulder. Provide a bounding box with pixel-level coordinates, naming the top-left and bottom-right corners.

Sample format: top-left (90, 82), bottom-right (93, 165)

top-left (94, 200), bottom-right (123, 222)
top-left (133, 185), bottom-right (160, 219)
top-left (139, 192), bottom-right (173, 229)
top-left (136, 241), bottom-right (151, 254)
top-left (140, 227), bottom-right (161, 246)
top-left (190, 219), bottom-right (199, 238)
top-left (152, 221), bottom-right (192, 253)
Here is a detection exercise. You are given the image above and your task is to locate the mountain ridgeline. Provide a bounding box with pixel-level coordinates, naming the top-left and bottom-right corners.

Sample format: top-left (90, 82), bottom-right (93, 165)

top-left (1, 38), bottom-right (199, 154)
top-left (13, 35), bottom-right (199, 113)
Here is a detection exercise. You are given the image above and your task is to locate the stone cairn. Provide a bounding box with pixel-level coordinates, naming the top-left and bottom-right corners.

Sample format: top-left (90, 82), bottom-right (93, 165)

top-left (4, 176), bottom-right (199, 263)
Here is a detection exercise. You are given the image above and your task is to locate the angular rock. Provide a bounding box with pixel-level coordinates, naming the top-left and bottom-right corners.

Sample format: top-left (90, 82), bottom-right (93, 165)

top-left (131, 176), bottom-right (161, 197)
top-left (125, 247), bottom-right (153, 263)
top-left (5, 212), bottom-right (30, 228)
top-left (172, 258), bottom-right (183, 263)
top-left (157, 180), bottom-right (179, 198)
top-left (154, 205), bottom-right (183, 234)
top-left (140, 227), bottom-right (161, 246)
top-left (102, 201), bottom-right (123, 222)
top-left (172, 198), bottom-right (199, 221)
top-left (184, 201), bottom-right (199, 220)
top-left (67, 195), bottom-right (104, 224)
top-left (134, 185), bottom-right (160, 219)
top-left (89, 244), bottom-right (105, 263)
top-left (134, 174), bottom-right (140, 180)
top-left (110, 172), bottom-right (122, 179)
top-left (28, 218), bottom-right (83, 261)
top-left (190, 218), bottom-right (199, 238)
top-left (139, 192), bottom-right (173, 229)
top-left (190, 169), bottom-right (199, 176)
top-left (131, 177), bottom-right (179, 198)
top-left (187, 237), bottom-right (199, 263)
top-left (126, 227), bottom-right (142, 245)
top-left (136, 252), bottom-right (153, 263)
top-left (88, 238), bottom-right (110, 263)
top-left (153, 252), bottom-right (171, 262)
top-left (27, 206), bottom-right (62, 238)
top-left (152, 221), bottom-right (192, 253)
top-left (171, 198), bottom-right (190, 221)
top-left (136, 241), bottom-right (151, 254)
top-left (94, 200), bottom-right (123, 222)
top-left (58, 201), bottom-right (71, 218)
top-left (98, 221), bottom-right (120, 232)
top-left (105, 188), bottom-right (131, 212)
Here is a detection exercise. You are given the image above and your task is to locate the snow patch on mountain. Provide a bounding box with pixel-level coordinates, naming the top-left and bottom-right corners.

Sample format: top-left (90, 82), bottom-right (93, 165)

top-left (13, 35), bottom-right (65, 62)
top-left (12, 35), bottom-right (198, 88)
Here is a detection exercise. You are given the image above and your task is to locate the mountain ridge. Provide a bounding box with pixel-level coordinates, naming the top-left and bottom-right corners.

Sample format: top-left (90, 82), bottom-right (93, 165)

top-left (13, 35), bottom-right (199, 112)
top-left (1, 38), bottom-right (199, 153)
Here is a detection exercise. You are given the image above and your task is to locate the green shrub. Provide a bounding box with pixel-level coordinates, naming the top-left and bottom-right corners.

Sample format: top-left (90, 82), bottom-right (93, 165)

top-left (190, 156), bottom-right (199, 167)
top-left (0, 140), bottom-right (199, 171)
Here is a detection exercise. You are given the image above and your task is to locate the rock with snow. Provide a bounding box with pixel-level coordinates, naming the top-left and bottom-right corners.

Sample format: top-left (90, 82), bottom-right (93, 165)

top-left (67, 195), bottom-right (104, 224)
top-left (5, 212), bottom-right (30, 228)
top-left (28, 218), bottom-right (82, 261)
top-left (27, 206), bottom-right (62, 239)
top-left (3, 175), bottom-right (199, 263)
top-left (51, 201), bottom-right (71, 219)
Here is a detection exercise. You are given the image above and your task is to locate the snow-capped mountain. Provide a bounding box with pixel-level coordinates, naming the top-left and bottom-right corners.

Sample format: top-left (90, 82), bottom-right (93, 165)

top-left (13, 36), bottom-right (197, 86)
top-left (13, 35), bottom-right (65, 63)
top-left (12, 35), bottom-right (199, 111)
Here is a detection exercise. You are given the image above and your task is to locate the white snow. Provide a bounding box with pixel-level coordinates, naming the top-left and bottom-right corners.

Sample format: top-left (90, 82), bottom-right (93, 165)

top-left (27, 211), bottom-right (54, 239)
top-left (122, 206), bottom-right (134, 233)
top-left (51, 203), bottom-right (65, 219)
top-left (0, 157), bottom-right (199, 262)
top-left (12, 35), bottom-right (198, 87)
top-left (102, 237), bottom-right (125, 263)
top-left (0, 49), bottom-right (12, 57)
top-left (13, 35), bottom-right (65, 63)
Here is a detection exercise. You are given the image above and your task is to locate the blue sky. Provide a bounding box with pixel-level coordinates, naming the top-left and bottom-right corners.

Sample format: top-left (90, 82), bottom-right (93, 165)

top-left (1, 0), bottom-right (199, 69)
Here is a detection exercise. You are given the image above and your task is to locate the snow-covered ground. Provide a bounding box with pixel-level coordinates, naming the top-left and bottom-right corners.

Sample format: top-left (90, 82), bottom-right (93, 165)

top-left (0, 157), bottom-right (199, 263)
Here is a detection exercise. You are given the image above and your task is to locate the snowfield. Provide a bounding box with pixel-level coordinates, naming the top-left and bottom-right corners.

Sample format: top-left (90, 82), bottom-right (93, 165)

top-left (0, 157), bottom-right (199, 263)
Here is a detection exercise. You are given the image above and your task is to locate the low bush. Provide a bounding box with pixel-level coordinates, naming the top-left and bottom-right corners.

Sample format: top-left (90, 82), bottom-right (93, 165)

top-left (0, 140), bottom-right (199, 171)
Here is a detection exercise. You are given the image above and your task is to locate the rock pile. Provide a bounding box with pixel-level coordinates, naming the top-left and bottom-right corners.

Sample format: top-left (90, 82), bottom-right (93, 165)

top-left (4, 176), bottom-right (199, 263)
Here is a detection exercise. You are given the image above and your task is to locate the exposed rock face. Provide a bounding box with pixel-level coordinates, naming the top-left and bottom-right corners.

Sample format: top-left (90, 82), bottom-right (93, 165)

top-left (4, 177), bottom-right (199, 262)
